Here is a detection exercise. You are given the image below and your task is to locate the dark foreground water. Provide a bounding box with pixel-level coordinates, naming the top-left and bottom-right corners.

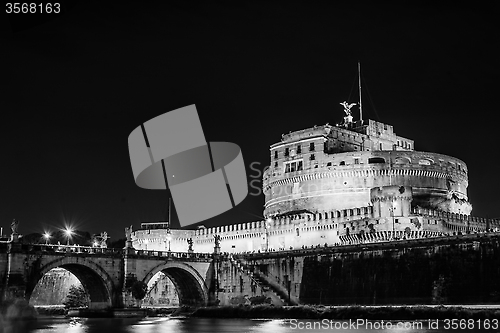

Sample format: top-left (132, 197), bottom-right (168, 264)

top-left (3, 316), bottom-right (499, 333)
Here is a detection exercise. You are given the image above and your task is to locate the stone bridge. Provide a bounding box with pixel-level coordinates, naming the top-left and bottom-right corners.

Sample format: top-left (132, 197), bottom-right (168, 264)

top-left (0, 241), bottom-right (217, 309)
top-left (3, 232), bottom-right (500, 309)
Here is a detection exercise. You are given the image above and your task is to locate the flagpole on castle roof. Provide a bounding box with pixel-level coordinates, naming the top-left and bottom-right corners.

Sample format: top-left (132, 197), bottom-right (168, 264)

top-left (358, 61), bottom-right (363, 122)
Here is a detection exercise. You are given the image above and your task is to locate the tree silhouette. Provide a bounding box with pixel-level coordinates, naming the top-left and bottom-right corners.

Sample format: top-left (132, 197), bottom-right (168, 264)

top-left (63, 285), bottom-right (89, 308)
top-left (131, 281), bottom-right (148, 301)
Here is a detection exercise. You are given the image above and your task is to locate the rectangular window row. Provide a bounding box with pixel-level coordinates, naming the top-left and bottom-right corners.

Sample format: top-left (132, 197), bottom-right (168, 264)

top-left (396, 140), bottom-right (411, 149)
top-left (273, 142), bottom-right (315, 159)
top-left (284, 160), bottom-right (303, 173)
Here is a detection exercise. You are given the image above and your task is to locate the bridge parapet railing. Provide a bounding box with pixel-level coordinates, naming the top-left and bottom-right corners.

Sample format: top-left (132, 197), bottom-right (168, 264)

top-left (0, 242), bottom-right (216, 259)
top-left (133, 249), bottom-right (213, 260)
top-left (6, 243), bottom-right (123, 255)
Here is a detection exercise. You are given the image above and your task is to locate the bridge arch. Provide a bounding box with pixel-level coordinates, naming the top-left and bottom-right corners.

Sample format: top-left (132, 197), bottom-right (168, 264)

top-left (143, 262), bottom-right (209, 306)
top-left (27, 257), bottom-right (115, 309)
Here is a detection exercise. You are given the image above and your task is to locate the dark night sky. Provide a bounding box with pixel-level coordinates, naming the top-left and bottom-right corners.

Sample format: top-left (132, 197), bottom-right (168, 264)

top-left (2, 2), bottom-right (499, 241)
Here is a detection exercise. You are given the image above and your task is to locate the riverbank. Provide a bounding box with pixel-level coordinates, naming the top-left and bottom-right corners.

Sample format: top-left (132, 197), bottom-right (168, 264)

top-left (30, 304), bottom-right (500, 320)
top-left (35, 305), bottom-right (183, 318)
top-left (190, 304), bottom-right (500, 320)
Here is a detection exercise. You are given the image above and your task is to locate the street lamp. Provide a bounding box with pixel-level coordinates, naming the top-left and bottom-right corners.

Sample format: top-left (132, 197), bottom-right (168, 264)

top-left (64, 227), bottom-right (74, 245)
top-left (265, 218), bottom-right (272, 251)
top-left (390, 201), bottom-right (397, 240)
top-left (166, 230), bottom-right (172, 252)
top-left (43, 232), bottom-right (51, 245)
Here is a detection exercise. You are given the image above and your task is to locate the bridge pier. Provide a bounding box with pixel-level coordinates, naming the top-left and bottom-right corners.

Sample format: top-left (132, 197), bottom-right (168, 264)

top-left (2, 243), bottom-right (29, 302)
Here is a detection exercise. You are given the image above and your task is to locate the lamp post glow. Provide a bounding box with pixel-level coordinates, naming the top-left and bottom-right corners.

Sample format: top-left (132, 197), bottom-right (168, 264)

top-left (43, 232), bottom-right (51, 245)
top-left (64, 227), bottom-right (73, 245)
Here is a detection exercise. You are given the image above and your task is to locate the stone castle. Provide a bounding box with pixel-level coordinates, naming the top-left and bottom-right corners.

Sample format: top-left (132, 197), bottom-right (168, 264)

top-left (132, 109), bottom-right (500, 253)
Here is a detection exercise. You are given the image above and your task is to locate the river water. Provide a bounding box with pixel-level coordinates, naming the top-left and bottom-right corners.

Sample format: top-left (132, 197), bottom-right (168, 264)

top-left (4, 316), bottom-right (495, 333)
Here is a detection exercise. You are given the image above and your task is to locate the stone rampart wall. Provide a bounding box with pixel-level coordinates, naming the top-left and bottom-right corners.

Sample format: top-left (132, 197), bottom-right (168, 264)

top-left (133, 204), bottom-right (499, 254)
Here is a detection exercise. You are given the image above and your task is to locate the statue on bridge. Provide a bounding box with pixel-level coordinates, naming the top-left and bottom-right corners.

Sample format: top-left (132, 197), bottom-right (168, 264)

top-left (11, 219), bottom-right (19, 234)
top-left (100, 231), bottom-right (109, 248)
top-left (10, 219), bottom-right (20, 242)
top-left (213, 234), bottom-right (221, 255)
top-left (214, 234), bottom-right (221, 247)
top-left (125, 225), bottom-right (133, 241)
top-left (187, 238), bottom-right (193, 252)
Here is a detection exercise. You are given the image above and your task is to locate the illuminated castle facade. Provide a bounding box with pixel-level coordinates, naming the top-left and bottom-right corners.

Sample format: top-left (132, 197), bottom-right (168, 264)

top-left (132, 113), bottom-right (499, 253)
top-left (264, 118), bottom-right (472, 218)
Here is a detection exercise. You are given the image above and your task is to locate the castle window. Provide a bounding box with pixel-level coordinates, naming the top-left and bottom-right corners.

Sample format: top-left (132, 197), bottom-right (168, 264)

top-left (354, 158), bottom-right (359, 165)
top-left (274, 162), bottom-right (278, 168)
top-left (339, 161), bottom-right (345, 166)
top-left (379, 143), bottom-right (383, 150)
top-left (327, 162), bottom-right (332, 167)
top-left (297, 145), bottom-right (301, 154)
top-left (284, 160), bottom-right (303, 173)
top-left (396, 157), bottom-right (410, 164)
top-left (310, 154), bottom-right (315, 161)
top-left (397, 140), bottom-right (400, 146)
top-left (368, 157), bottom-right (385, 164)
top-left (284, 147), bottom-right (289, 157)
top-left (309, 142), bottom-right (315, 151)
top-left (418, 159), bottom-right (431, 166)
top-left (274, 151), bottom-right (278, 159)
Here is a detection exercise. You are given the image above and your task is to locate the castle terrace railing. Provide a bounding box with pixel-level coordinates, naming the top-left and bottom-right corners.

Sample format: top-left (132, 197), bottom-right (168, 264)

top-left (411, 207), bottom-right (500, 231)
top-left (133, 249), bottom-right (212, 259)
top-left (235, 231), bottom-right (500, 260)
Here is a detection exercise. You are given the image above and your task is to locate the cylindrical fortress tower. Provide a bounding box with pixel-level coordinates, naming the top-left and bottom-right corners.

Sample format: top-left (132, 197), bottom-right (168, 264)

top-left (263, 120), bottom-right (472, 218)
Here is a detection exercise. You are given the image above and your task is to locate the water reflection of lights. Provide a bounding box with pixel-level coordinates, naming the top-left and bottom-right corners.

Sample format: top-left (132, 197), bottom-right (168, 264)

top-left (66, 317), bottom-right (88, 332)
top-left (129, 317), bottom-right (179, 333)
top-left (250, 319), bottom-right (288, 333)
